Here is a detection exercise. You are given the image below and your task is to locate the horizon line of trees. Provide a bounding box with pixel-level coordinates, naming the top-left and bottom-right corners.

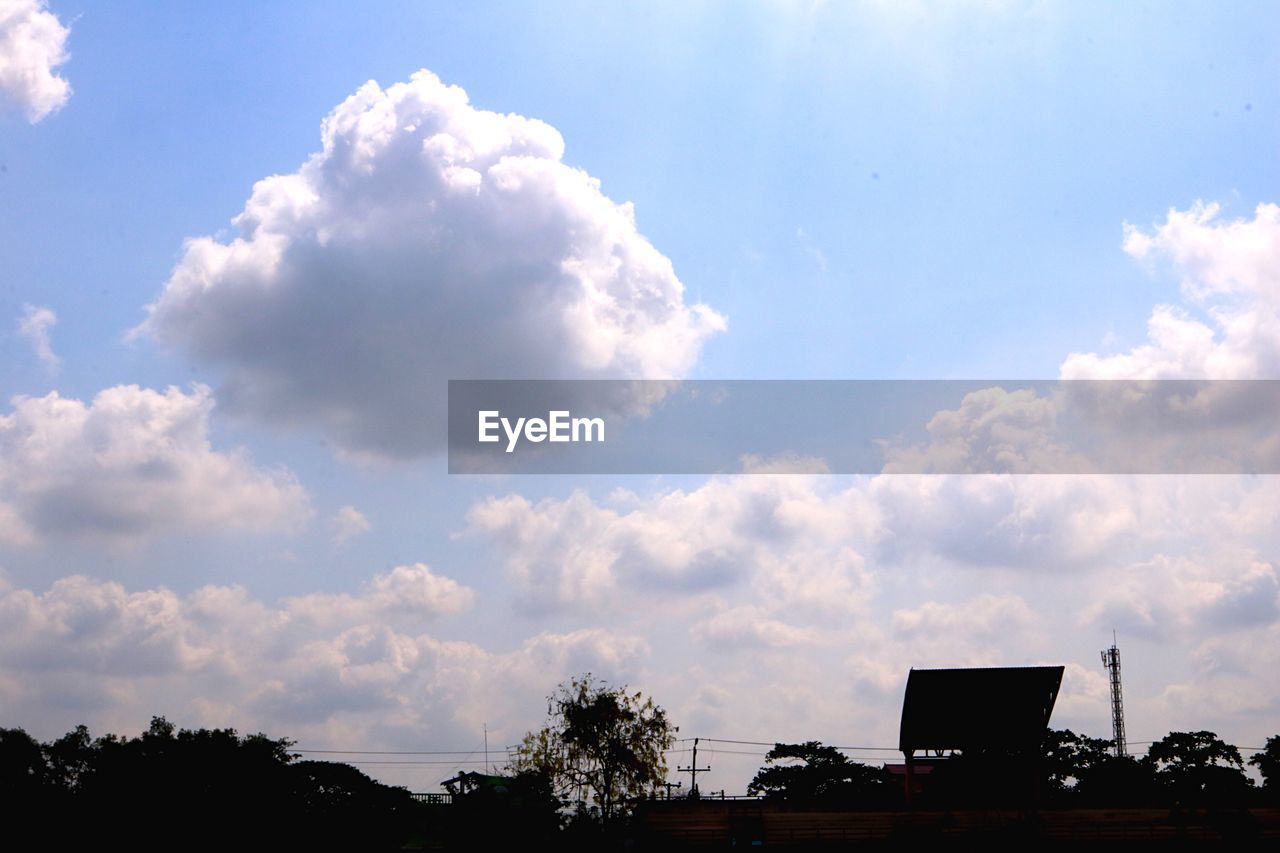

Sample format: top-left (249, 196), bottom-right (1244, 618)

top-left (0, 717), bottom-right (427, 850)
top-left (4, 675), bottom-right (1279, 847)
top-left (744, 729), bottom-right (1280, 810)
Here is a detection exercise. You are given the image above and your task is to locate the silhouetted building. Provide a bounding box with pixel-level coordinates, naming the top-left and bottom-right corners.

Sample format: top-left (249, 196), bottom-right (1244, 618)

top-left (893, 665), bottom-right (1064, 806)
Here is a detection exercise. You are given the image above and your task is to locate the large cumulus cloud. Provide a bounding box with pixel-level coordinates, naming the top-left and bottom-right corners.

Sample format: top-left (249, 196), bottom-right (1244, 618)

top-left (0, 384), bottom-right (310, 545)
top-left (136, 69), bottom-right (725, 457)
top-left (0, 0), bottom-right (71, 122)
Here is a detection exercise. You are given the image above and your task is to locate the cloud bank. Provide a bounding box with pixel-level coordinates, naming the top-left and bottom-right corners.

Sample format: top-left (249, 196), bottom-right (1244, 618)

top-left (0, 384), bottom-right (310, 546)
top-left (0, 566), bottom-right (648, 757)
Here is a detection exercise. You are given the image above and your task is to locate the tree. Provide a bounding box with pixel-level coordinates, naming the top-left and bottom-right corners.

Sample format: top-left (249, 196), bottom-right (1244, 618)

top-left (43, 724), bottom-right (93, 791)
top-left (1249, 735), bottom-right (1280, 800)
top-left (1073, 753), bottom-right (1160, 806)
top-left (1042, 728), bottom-right (1115, 800)
top-left (513, 673), bottom-right (677, 824)
top-left (0, 719), bottom-right (430, 849)
top-left (747, 741), bottom-right (894, 809)
top-left (445, 768), bottom-right (563, 846)
top-left (0, 727), bottom-right (51, 795)
top-left (1145, 730), bottom-right (1253, 805)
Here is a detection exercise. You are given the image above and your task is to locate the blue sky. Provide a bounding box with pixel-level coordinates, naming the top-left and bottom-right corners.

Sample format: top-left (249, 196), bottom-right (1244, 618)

top-left (2, 1), bottom-right (1278, 792)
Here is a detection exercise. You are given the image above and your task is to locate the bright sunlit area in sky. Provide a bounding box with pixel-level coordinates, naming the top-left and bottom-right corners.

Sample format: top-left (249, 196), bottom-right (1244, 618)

top-left (1, 0), bottom-right (1278, 804)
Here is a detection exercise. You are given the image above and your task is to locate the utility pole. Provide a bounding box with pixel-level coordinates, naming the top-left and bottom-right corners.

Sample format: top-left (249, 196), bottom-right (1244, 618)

top-left (1100, 632), bottom-right (1127, 757)
top-left (661, 781), bottom-right (683, 800)
top-left (678, 737), bottom-right (710, 797)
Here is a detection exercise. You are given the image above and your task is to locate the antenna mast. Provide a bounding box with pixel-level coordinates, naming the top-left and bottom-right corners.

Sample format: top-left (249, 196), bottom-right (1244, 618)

top-left (1100, 633), bottom-right (1127, 757)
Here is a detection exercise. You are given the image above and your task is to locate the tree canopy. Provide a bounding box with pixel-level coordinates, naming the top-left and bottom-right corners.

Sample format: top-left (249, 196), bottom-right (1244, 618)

top-left (0, 718), bottom-right (425, 849)
top-left (747, 741), bottom-right (894, 809)
top-left (1144, 730), bottom-right (1253, 804)
top-left (1250, 735), bottom-right (1280, 798)
top-left (512, 673), bottom-right (676, 823)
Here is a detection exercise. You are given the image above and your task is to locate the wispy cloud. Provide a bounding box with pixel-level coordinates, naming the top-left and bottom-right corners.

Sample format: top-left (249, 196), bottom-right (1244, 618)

top-left (17, 303), bottom-right (58, 367)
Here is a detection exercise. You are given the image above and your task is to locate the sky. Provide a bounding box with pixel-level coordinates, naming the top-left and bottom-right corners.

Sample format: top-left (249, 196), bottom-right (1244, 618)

top-left (1, 0), bottom-right (1278, 793)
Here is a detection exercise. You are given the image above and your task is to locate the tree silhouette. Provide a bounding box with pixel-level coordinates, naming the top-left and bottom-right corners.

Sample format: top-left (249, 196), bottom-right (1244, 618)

top-left (1249, 735), bottom-right (1280, 801)
top-left (513, 673), bottom-right (676, 824)
top-left (747, 741), bottom-right (895, 809)
top-left (1145, 730), bottom-right (1253, 805)
top-left (0, 718), bottom-right (428, 849)
top-left (43, 724), bottom-right (92, 791)
top-left (0, 727), bottom-right (51, 796)
top-left (1042, 728), bottom-right (1115, 798)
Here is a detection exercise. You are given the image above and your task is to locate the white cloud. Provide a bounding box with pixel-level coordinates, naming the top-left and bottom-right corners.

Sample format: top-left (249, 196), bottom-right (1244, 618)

top-left (1078, 551), bottom-right (1280, 641)
top-left (136, 69), bottom-right (725, 457)
top-left (869, 474), bottom-right (1144, 570)
top-left (284, 562), bottom-right (474, 628)
top-left (892, 592), bottom-right (1036, 641)
top-left (1063, 202), bottom-right (1280, 379)
top-left (461, 465), bottom-right (1280, 748)
top-left (0, 384), bottom-right (310, 545)
top-left (0, 568), bottom-right (650, 757)
top-left (0, 0), bottom-right (71, 123)
top-left (692, 604), bottom-right (828, 649)
top-left (17, 303), bottom-right (58, 366)
top-left (880, 387), bottom-right (1086, 474)
top-left (329, 504), bottom-right (371, 543)
top-left (465, 477), bottom-right (880, 613)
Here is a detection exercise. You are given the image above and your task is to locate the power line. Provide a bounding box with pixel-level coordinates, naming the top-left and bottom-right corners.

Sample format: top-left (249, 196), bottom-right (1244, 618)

top-left (683, 737), bottom-right (900, 751)
top-left (325, 760), bottom-right (499, 766)
top-left (294, 749), bottom-right (507, 755)
top-left (294, 738), bottom-right (1268, 759)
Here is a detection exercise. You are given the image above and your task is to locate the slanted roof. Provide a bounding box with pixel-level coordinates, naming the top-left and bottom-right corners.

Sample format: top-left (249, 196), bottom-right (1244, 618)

top-left (441, 771), bottom-right (512, 795)
top-left (898, 665), bottom-right (1064, 756)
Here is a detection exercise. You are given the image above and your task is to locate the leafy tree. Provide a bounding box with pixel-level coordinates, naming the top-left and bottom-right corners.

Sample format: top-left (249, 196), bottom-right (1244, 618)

top-left (1073, 754), bottom-right (1160, 806)
top-left (748, 741), bottom-right (894, 809)
top-left (0, 718), bottom-right (429, 849)
top-left (1042, 728), bottom-right (1115, 798)
top-left (1249, 735), bottom-right (1280, 800)
top-left (0, 727), bottom-right (51, 796)
top-left (286, 759), bottom-right (425, 849)
top-left (445, 768), bottom-right (563, 846)
top-left (513, 673), bottom-right (676, 824)
top-left (43, 724), bottom-right (93, 790)
top-left (1145, 730), bottom-right (1253, 805)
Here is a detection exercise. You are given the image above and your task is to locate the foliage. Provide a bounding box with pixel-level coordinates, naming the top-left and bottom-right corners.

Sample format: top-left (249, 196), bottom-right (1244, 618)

top-left (1072, 754), bottom-right (1160, 806)
top-left (0, 717), bottom-right (427, 849)
top-left (513, 673), bottom-right (677, 823)
top-left (747, 741), bottom-right (894, 809)
top-left (1144, 730), bottom-right (1253, 804)
top-left (0, 727), bottom-right (52, 795)
top-left (446, 769), bottom-right (563, 846)
top-left (1038, 728), bottom-right (1164, 805)
top-left (1249, 735), bottom-right (1280, 794)
top-left (1042, 728), bottom-right (1115, 796)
